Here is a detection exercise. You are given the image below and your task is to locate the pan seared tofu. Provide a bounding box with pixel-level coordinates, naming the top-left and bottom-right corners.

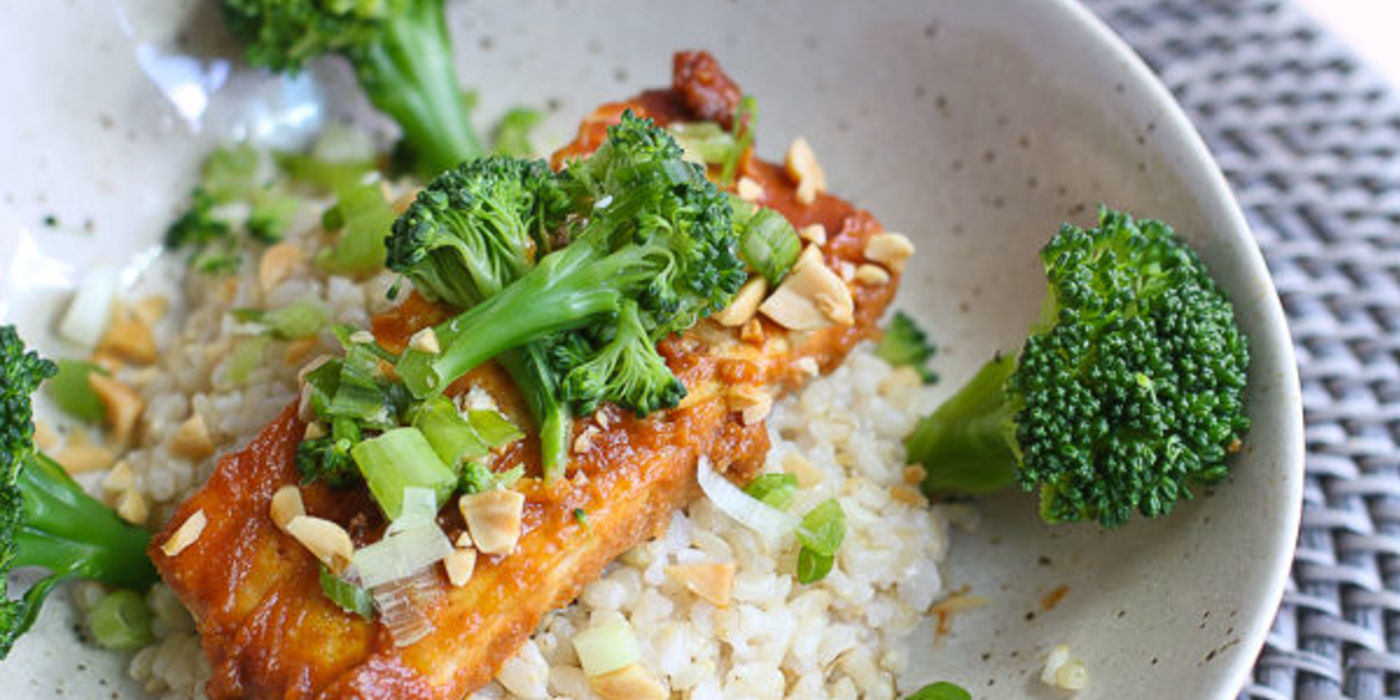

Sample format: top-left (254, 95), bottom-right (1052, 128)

top-left (151, 51), bottom-right (904, 699)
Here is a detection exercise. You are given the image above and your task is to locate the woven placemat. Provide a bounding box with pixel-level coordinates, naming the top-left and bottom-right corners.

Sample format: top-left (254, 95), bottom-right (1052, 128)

top-left (1083, 1), bottom-right (1400, 698)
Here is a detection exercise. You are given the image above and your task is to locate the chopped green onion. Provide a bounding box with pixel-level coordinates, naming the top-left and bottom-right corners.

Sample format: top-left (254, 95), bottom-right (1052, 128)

top-left (274, 124), bottom-right (377, 192)
top-left (332, 324), bottom-right (398, 363)
top-left (573, 508), bottom-right (590, 529)
top-left (234, 300), bottom-right (328, 340)
top-left (796, 499), bottom-right (846, 557)
top-left (492, 107), bottom-right (544, 157)
top-left (321, 204), bottom-right (347, 232)
top-left (351, 427), bottom-right (458, 520)
top-left (87, 589), bottom-right (153, 651)
top-left (903, 682), bottom-right (972, 700)
top-left (329, 346), bottom-right (392, 425)
top-left (572, 620), bottom-right (641, 678)
top-left (796, 547), bottom-right (834, 584)
top-left (224, 336), bottom-right (270, 386)
top-left (201, 145), bottom-right (260, 203)
top-left (350, 518), bottom-right (453, 589)
top-left (193, 247), bottom-right (242, 275)
top-left (459, 461), bottom-right (523, 495)
top-left (718, 95), bottom-right (757, 187)
top-left (48, 359), bottom-right (109, 422)
top-left (318, 564), bottom-right (373, 619)
top-left (411, 397), bottom-right (488, 465)
top-left (392, 486), bottom-right (441, 529)
top-left (669, 122), bottom-right (738, 165)
top-left (467, 409), bottom-right (525, 449)
top-left (742, 473), bottom-right (799, 511)
top-left (737, 206), bottom-right (801, 285)
top-left (246, 189), bottom-right (301, 243)
top-left (316, 182), bottom-right (394, 275)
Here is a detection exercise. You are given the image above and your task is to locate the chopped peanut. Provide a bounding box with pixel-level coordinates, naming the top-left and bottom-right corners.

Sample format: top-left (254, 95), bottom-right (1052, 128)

top-left (573, 425), bottom-right (600, 454)
top-left (97, 315), bottom-right (158, 365)
top-left (443, 547), bottom-right (478, 587)
top-left (116, 488), bottom-right (149, 526)
top-left (726, 385), bottom-right (772, 426)
top-left (890, 484), bottom-right (927, 506)
top-left (902, 465), bottom-right (928, 485)
top-left (590, 663), bottom-right (668, 700)
top-left (759, 245), bottom-right (853, 329)
top-left (408, 327), bottom-right (441, 355)
top-left (32, 419), bottom-right (57, 451)
top-left (854, 264), bottom-right (891, 285)
top-left (455, 531), bottom-right (474, 548)
top-left (739, 318), bottom-right (765, 344)
top-left (132, 296), bottom-right (170, 326)
top-left (665, 562), bottom-right (736, 607)
top-left (782, 452), bottom-right (823, 488)
top-left (303, 421), bottom-right (327, 440)
top-left (283, 337), bottom-right (319, 366)
top-left (712, 277), bottom-right (767, 327)
top-left (53, 442), bottom-right (115, 474)
top-left (785, 137), bottom-right (827, 206)
top-left (258, 242), bottom-right (305, 293)
top-left (459, 490), bottom-right (526, 555)
top-left (102, 461), bottom-right (135, 497)
top-left (87, 373), bottom-right (144, 446)
top-left (161, 509), bottom-right (207, 557)
top-left (270, 485), bottom-right (305, 531)
top-left (735, 176), bottom-right (765, 202)
top-left (863, 232), bottom-right (915, 272)
top-left (285, 515), bottom-right (354, 573)
top-left (798, 223), bottom-right (827, 246)
top-left (169, 413), bottom-right (215, 460)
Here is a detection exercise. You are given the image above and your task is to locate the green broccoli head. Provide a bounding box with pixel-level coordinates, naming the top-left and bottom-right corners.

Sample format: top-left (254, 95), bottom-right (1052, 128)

top-left (0, 326), bottom-right (157, 658)
top-left (386, 156), bottom-right (570, 307)
top-left (221, 0), bottom-right (481, 175)
top-left (554, 301), bottom-right (687, 416)
top-left (907, 208), bottom-right (1250, 528)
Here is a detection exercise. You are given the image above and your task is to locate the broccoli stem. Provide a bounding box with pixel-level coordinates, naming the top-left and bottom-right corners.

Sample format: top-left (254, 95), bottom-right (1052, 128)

top-left (397, 240), bottom-right (655, 397)
top-left (13, 454), bottom-right (157, 590)
top-left (355, 0), bottom-right (482, 175)
top-left (906, 354), bottom-right (1020, 496)
top-left (497, 347), bottom-right (572, 481)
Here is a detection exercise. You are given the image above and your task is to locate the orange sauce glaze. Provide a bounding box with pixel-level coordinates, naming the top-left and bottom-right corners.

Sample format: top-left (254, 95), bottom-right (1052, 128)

top-left (151, 50), bottom-right (901, 700)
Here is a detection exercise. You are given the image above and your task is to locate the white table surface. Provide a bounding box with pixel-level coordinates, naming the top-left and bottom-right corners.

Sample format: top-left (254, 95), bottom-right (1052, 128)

top-left (1295, 0), bottom-right (1400, 87)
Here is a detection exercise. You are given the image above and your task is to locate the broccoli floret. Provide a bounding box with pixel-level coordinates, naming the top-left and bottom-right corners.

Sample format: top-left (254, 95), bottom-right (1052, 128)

top-left (390, 112), bottom-right (745, 417)
top-left (905, 209), bottom-right (1250, 528)
top-left (295, 418), bottom-right (361, 488)
top-left (221, 0), bottom-right (482, 176)
top-left (387, 156), bottom-right (574, 479)
top-left (0, 326), bottom-right (157, 658)
top-left (876, 311), bottom-right (938, 384)
top-left (555, 300), bottom-right (686, 416)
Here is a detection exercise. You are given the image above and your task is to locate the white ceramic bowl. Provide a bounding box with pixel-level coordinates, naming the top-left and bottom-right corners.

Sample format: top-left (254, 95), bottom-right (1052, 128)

top-left (0, 1), bottom-right (1302, 698)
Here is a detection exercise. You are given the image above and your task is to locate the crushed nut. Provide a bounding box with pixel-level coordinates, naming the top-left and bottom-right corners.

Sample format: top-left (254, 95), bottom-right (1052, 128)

top-left (712, 277), bottom-right (767, 327)
top-left (735, 176), bottom-right (765, 202)
top-left (665, 561), bottom-right (736, 607)
top-left (132, 296), bottom-right (170, 326)
top-left (739, 318), bottom-right (765, 344)
top-left (97, 315), bottom-right (158, 365)
top-left (348, 330), bottom-right (376, 345)
top-left (161, 509), bottom-right (207, 557)
top-left (798, 223), bottom-right (828, 246)
top-left (87, 373), bottom-right (143, 446)
top-left (854, 263), bottom-right (891, 285)
top-left (890, 484), bottom-right (927, 506)
top-left (459, 490), bottom-right (526, 555)
top-left (902, 465), bottom-right (928, 485)
top-left (258, 242), bottom-right (305, 293)
top-left (285, 515), bottom-right (354, 573)
top-left (455, 531), bottom-right (474, 548)
top-left (102, 461), bottom-right (135, 497)
top-left (726, 385), bottom-right (772, 426)
top-left (590, 663), bottom-right (668, 700)
top-left (303, 421), bottom-right (327, 440)
top-left (270, 485), bottom-right (306, 531)
top-left (573, 425), bottom-right (600, 454)
top-left (116, 488), bottom-right (149, 526)
top-left (782, 452), bottom-right (823, 487)
top-left (169, 413), bottom-right (215, 460)
top-left (408, 327), bottom-right (441, 355)
top-left (283, 337), bottom-right (319, 366)
top-left (758, 245), bottom-right (854, 330)
top-left (863, 232), bottom-right (915, 272)
top-left (53, 442), bottom-right (115, 474)
top-left (792, 356), bottom-right (820, 377)
top-left (785, 137), bottom-right (827, 205)
top-left (443, 547), bottom-right (478, 587)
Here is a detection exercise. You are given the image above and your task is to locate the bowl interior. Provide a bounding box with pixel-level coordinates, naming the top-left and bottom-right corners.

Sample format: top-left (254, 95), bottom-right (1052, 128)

top-left (0, 1), bottom-right (1302, 698)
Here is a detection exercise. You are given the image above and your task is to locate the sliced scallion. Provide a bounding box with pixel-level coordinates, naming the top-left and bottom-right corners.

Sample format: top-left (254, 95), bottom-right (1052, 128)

top-left (88, 589), bottom-right (153, 651)
top-left (903, 682), bottom-right (973, 700)
top-left (316, 182), bottom-right (394, 275)
top-left (669, 122), bottom-right (738, 165)
top-left (318, 563), bottom-right (373, 619)
top-left (737, 206), bottom-right (801, 285)
top-left (796, 546), bottom-right (835, 584)
top-left (411, 396), bottom-right (488, 466)
top-left (49, 359), bottom-right (109, 423)
top-left (351, 427), bottom-right (458, 520)
top-left (796, 499), bottom-right (846, 557)
top-left (467, 409), bottom-right (524, 449)
top-left (234, 300), bottom-right (328, 340)
top-left (742, 473), bottom-right (799, 511)
top-left (224, 336), bottom-right (270, 387)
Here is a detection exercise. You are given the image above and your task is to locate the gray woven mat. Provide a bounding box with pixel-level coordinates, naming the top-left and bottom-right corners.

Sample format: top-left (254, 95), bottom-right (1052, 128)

top-left (1084, 1), bottom-right (1400, 698)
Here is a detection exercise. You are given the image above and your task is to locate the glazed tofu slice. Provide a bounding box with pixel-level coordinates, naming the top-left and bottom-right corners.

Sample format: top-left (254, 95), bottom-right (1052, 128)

top-left (151, 51), bottom-right (903, 699)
